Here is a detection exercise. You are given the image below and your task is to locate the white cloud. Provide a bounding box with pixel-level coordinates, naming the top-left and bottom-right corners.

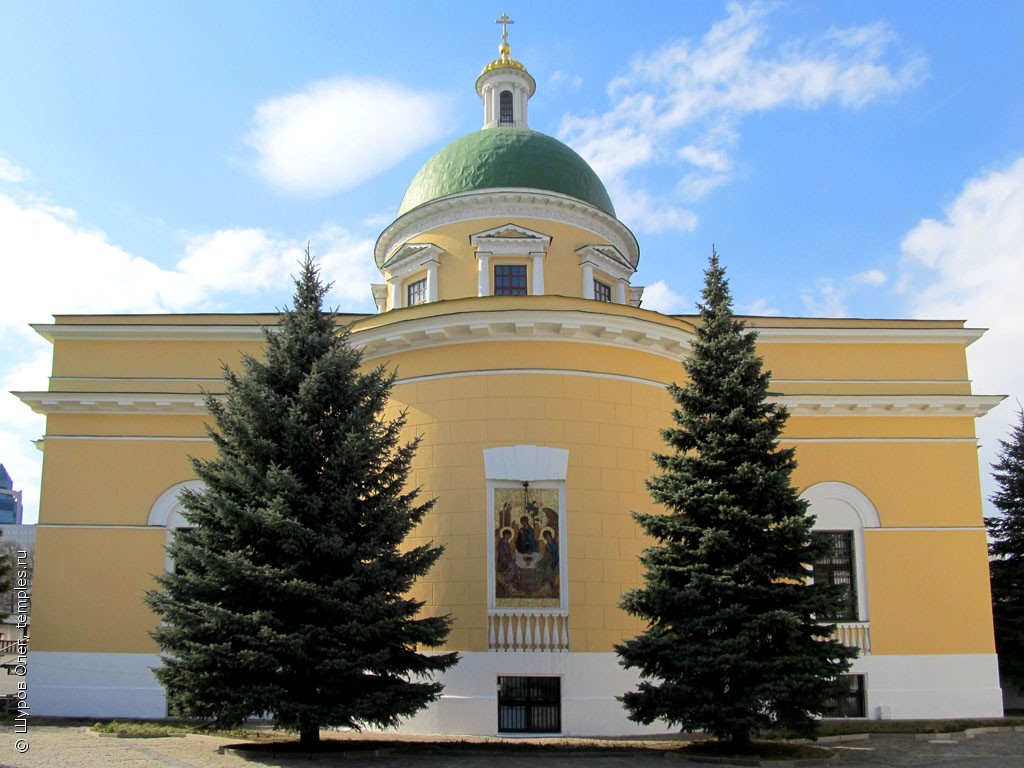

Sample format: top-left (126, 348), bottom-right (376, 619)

top-left (640, 279), bottom-right (691, 314)
top-left (558, 1), bottom-right (925, 234)
top-left (899, 156), bottom-right (1024, 507)
top-left (246, 77), bottom-right (455, 196)
top-left (0, 157), bottom-right (28, 183)
top-left (549, 71), bottom-right (583, 92)
top-left (0, 192), bottom-right (380, 522)
top-left (800, 268), bottom-right (888, 317)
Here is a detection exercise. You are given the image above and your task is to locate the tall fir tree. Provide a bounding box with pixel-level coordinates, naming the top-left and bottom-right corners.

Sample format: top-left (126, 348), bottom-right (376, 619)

top-left (987, 408), bottom-right (1024, 693)
top-left (146, 253), bottom-right (456, 745)
top-left (617, 251), bottom-right (856, 747)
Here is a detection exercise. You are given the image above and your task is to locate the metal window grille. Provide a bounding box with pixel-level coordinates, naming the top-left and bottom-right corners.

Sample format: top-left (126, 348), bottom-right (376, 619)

top-left (494, 264), bottom-right (527, 295)
top-left (497, 676), bottom-right (561, 733)
top-left (407, 278), bottom-right (427, 306)
top-left (499, 90), bottom-right (514, 125)
top-left (813, 530), bottom-right (858, 620)
top-left (594, 279), bottom-right (612, 302)
top-left (821, 674), bottom-right (866, 718)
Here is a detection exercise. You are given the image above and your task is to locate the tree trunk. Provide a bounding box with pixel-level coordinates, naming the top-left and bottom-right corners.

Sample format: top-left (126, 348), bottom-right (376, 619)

top-left (300, 723), bottom-right (320, 747)
top-left (729, 729), bottom-right (751, 750)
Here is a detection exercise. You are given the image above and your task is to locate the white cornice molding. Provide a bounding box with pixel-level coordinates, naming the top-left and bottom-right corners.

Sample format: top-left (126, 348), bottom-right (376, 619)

top-left (375, 189), bottom-right (640, 270)
top-left (773, 394), bottom-right (1004, 417)
top-left (577, 244), bottom-right (633, 280)
top-left (352, 307), bottom-right (694, 361)
top-left (12, 388), bottom-right (1003, 419)
top-left (381, 242), bottom-right (444, 277)
top-left (13, 392), bottom-right (210, 415)
top-left (469, 223), bottom-right (552, 253)
top-left (31, 323), bottom-right (269, 342)
top-left (754, 326), bottom-right (986, 346)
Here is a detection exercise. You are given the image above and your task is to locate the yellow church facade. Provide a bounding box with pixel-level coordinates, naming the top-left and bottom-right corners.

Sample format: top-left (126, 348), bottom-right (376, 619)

top-left (17, 34), bottom-right (1004, 735)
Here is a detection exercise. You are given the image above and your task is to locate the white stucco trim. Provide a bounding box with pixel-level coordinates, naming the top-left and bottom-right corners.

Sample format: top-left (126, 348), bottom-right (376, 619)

top-left (849, 653), bottom-right (1003, 720)
top-left (26, 650), bottom-right (1003, 728)
top-left (27, 651), bottom-right (168, 718)
top-left (147, 481), bottom-right (205, 529)
top-left (802, 481), bottom-right (879, 621)
top-left (149, 480), bottom-right (203, 572)
top-left (802, 482), bottom-right (881, 529)
top-left (375, 189), bottom-right (640, 270)
top-left (483, 445), bottom-right (570, 482)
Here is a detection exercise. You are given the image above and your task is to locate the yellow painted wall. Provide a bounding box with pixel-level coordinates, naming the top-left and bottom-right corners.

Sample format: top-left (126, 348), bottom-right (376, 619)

top-left (39, 438), bottom-right (217, 526)
top-left (791, 441), bottom-right (985, 528)
top-left (864, 529), bottom-right (995, 655)
top-left (31, 527), bottom-right (166, 653)
top-left (26, 305), bottom-right (996, 664)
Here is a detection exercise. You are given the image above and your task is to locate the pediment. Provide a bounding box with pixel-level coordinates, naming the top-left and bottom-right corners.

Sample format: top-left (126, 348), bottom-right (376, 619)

top-left (470, 223), bottom-right (552, 253)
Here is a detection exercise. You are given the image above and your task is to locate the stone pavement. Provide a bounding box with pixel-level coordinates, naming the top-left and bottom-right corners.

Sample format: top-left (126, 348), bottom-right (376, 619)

top-left (2, 725), bottom-right (1024, 768)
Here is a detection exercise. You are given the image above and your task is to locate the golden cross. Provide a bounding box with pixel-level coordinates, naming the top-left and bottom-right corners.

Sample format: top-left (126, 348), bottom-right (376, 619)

top-left (496, 13), bottom-right (514, 45)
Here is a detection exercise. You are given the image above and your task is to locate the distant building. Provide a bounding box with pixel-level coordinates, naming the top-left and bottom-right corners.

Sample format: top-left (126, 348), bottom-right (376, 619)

top-left (0, 466), bottom-right (23, 525)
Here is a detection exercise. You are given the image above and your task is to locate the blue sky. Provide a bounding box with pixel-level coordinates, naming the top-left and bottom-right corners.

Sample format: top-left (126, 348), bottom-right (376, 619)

top-left (2, 1), bottom-right (1023, 523)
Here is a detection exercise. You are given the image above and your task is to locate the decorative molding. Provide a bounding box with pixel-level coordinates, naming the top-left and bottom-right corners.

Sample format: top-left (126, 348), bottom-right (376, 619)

top-left (774, 394), bottom-right (1003, 417)
top-left (381, 242), bottom-right (444, 279)
top-left (484, 445), bottom-right (570, 482)
top-left (31, 323), bottom-right (270, 342)
top-left (353, 307), bottom-right (693, 361)
top-left (469, 223), bottom-right (552, 253)
top-left (754, 326), bottom-right (986, 346)
top-left (802, 481), bottom-right (881, 529)
top-left (375, 189), bottom-right (640, 270)
top-left (148, 480), bottom-right (204, 528)
top-left (14, 392), bottom-right (210, 415)
top-left (576, 244), bottom-right (633, 280)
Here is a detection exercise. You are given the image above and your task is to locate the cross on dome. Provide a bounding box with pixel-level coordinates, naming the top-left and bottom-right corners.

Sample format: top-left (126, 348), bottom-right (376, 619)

top-left (496, 13), bottom-right (514, 45)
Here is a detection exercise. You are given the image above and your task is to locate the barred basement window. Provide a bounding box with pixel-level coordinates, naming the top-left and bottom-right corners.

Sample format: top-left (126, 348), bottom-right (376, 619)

top-left (407, 278), bottom-right (427, 306)
top-left (497, 676), bottom-right (560, 733)
top-left (821, 674), bottom-right (866, 718)
top-left (813, 530), bottom-right (858, 620)
top-left (494, 264), bottom-right (527, 295)
top-left (499, 90), bottom-right (514, 125)
top-left (594, 279), bottom-right (612, 302)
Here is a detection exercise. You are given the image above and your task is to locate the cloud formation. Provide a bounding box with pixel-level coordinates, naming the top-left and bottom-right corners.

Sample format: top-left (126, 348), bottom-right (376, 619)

top-left (559, 2), bottom-right (926, 233)
top-left (0, 190), bottom-right (379, 523)
top-left (800, 268), bottom-right (888, 317)
top-left (246, 77), bottom-right (455, 196)
top-left (899, 155), bottom-right (1024, 500)
top-left (0, 157), bottom-right (28, 183)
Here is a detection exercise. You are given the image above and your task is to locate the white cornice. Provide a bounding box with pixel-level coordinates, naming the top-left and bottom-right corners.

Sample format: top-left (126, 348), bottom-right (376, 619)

top-left (753, 326), bottom-right (986, 346)
top-left (352, 307), bottom-right (694, 361)
top-left (13, 392), bottom-right (210, 415)
top-left (773, 394), bottom-right (1004, 417)
top-left (31, 323), bottom-right (269, 342)
top-left (14, 388), bottom-right (1003, 420)
top-left (375, 189), bottom-right (640, 270)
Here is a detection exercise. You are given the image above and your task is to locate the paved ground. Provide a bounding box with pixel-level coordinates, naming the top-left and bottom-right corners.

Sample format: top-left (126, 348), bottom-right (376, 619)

top-left (3, 725), bottom-right (1024, 768)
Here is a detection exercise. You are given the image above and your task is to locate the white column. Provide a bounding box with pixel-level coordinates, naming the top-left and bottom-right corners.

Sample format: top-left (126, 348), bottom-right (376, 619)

top-left (425, 259), bottom-right (439, 303)
top-left (581, 262), bottom-right (595, 299)
top-left (531, 252), bottom-right (545, 295)
top-left (387, 276), bottom-right (401, 309)
top-left (477, 252), bottom-right (491, 296)
top-left (616, 279), bottom-right (628, 305)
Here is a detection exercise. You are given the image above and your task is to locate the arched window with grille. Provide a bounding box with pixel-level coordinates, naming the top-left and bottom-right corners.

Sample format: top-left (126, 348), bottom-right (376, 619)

top-left (499, 90), bottom-right (514, 125)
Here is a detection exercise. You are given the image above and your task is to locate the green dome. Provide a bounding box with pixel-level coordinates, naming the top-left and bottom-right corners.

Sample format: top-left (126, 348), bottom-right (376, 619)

top-left (398, 128), bottom-right (615, 217)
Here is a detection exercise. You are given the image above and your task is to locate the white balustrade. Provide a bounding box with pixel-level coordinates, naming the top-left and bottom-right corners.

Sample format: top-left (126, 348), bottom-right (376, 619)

top-left (832, 622), bottom-right (871, 654)
top-left (488, 611), bottom-right (569, 652)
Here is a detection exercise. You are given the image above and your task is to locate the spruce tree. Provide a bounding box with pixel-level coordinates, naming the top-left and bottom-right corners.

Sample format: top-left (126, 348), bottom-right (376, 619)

top-left (617, 251), bottom-right (856, 747)
top-left (146, 253), bottom-right (456, 745)
top-left (987, 408), bottom-right (1024, 693)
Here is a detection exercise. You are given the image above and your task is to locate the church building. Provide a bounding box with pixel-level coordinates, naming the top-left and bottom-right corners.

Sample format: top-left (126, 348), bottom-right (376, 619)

top-left (16, 25), bottom-right (1004, 735)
